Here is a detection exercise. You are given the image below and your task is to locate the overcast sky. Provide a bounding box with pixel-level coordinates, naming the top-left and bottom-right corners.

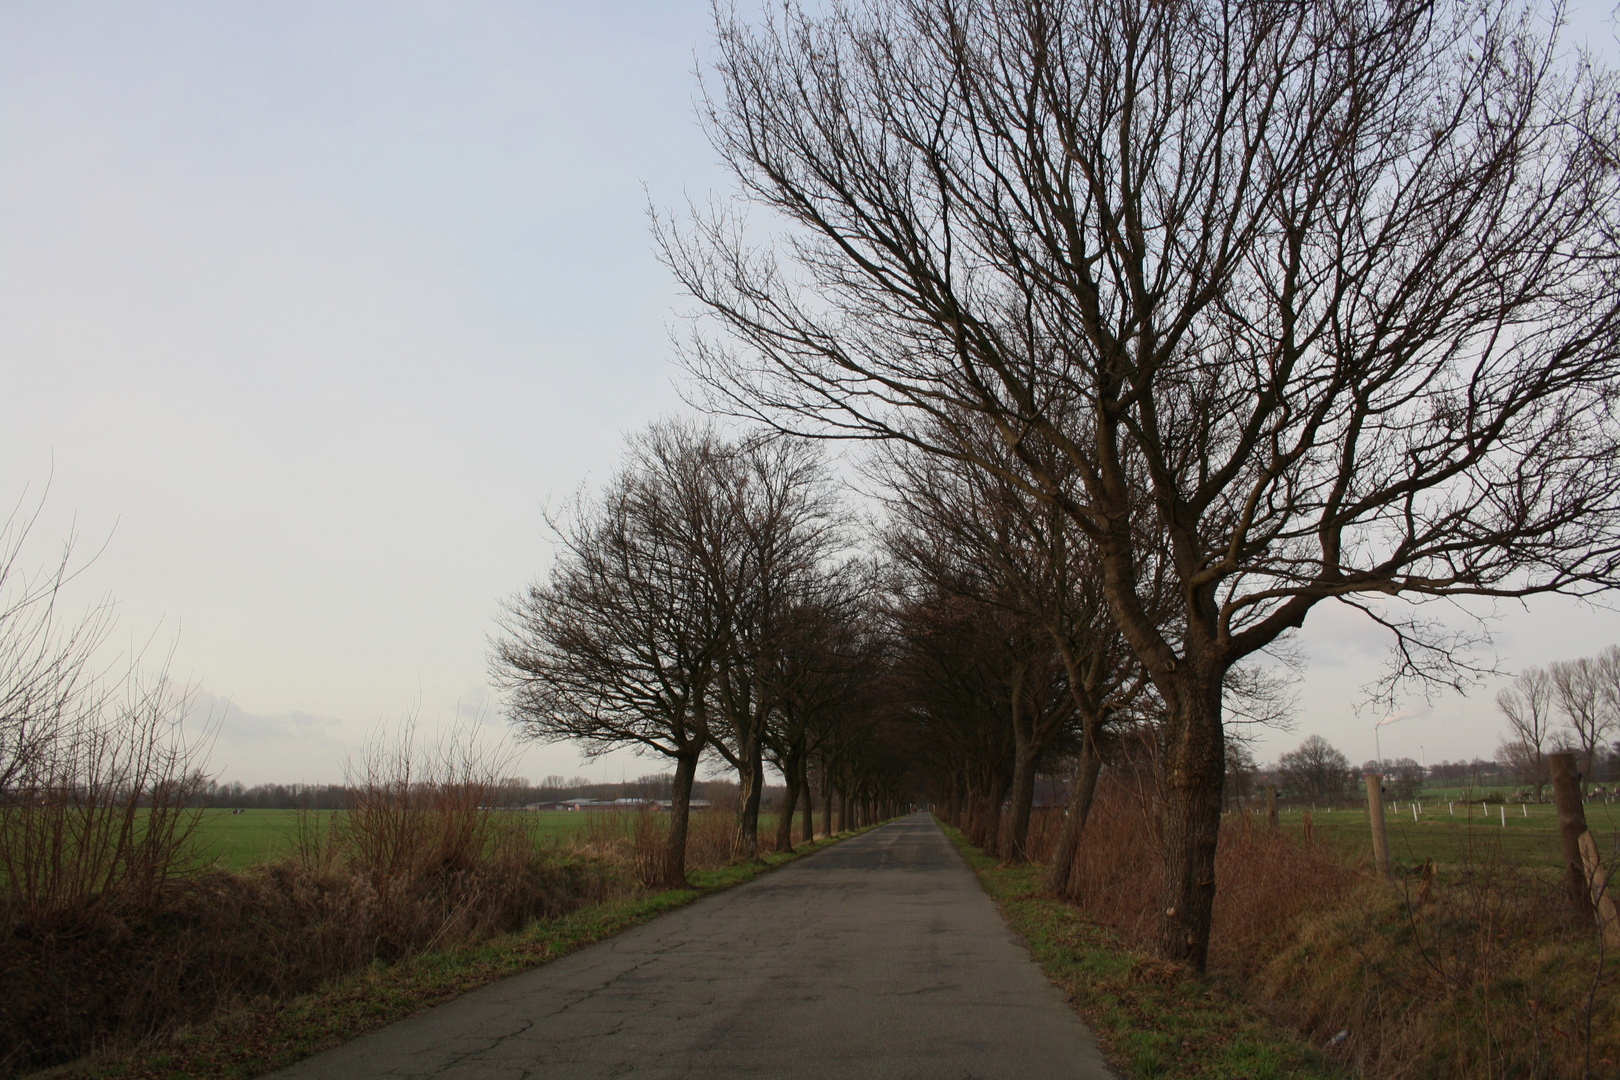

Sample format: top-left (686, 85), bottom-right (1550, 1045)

top-left (4, 1), bottom-right (1619, 786)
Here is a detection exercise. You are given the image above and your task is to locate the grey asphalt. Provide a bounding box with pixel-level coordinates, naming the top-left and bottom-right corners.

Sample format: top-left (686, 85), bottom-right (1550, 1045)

top-left (266, 813), bottom-right (1114, 1080)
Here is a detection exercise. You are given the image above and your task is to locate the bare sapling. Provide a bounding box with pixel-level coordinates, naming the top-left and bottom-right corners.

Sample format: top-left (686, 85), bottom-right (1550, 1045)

top-left (340, 719), bottom-right (509, 897)
top-left (0, 495), bottom-right (211, 928)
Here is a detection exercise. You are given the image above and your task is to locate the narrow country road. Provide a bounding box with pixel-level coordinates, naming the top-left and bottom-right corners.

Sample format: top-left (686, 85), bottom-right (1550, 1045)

top-left (267, 813), bottom-right (1113, 1080)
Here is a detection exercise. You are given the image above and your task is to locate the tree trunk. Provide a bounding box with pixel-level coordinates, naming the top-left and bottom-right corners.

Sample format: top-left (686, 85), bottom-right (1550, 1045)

top-left (1045, 734), bottom-right (1103, 895)
top-left (1001, 727), bottom-right (1039, 863)
top-left (774, 768), bottom-right (799, 852)
top-left (800, 758), bottom-right (815, 842)
top-left (733, 738), bottom-right (765, 861)
top-left (664, 751), bottom-right (700, 887)
top-left (1552, 752), bottom-right (1594, 918)
top-left (1155, 672), bottom-right (1225, 971)
top-left (964, 775), bottom-right (987, 845)
top-left (821, 767), bottom-right (834, 837)
top-left (835, 785), bottom-right (847, 832)
top-left (979, 770), bottom-right (1009, 857)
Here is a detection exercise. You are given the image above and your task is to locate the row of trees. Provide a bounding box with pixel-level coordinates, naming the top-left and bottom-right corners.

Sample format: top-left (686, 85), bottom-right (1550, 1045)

top-left (653, 0), bottom-right (1620, 970)
top-left (505, 0), bottom-right (1620, 970)
top-left (492, 423), bottom-right (911, 886)
top-left (1498, 645), bottom-right (1620, 799)
top-left (1243, 737), bottom-right (1432, 803)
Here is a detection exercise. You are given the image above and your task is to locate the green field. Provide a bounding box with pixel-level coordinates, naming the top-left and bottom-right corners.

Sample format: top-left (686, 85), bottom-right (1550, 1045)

top-left (186, 809), bottom-right (784, 871)
top-left (188, 810), bottom-right (606, 871)
top-left (1251, 797), bottom-right (1620, 873)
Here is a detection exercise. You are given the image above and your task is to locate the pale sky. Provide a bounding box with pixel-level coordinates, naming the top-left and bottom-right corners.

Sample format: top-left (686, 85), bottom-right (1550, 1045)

top-left (4, 1), bottom-right (1619, 786)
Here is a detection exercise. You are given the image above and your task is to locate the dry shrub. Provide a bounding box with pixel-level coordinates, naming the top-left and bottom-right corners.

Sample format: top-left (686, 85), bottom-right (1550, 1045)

top-left (573, 805), bottom-right (745, 890)
top-left (0, 725), bottom-right (627, 1078)
top-left (1024, 806), bottom-right (1065, 864)
top-left (686, 803), bottom-right (737, 868)
top-left (0, 674), bottom-right (207, 932)
top-left (1244, 843), bottom-right (1620, 1080)
top-left (0, 519), bottom-right (223, 1075)
top-left (0, 502), bottom-right (210, 936)
top-left (0, 845), bottom-right (605, 1077)
top-left (1053, 773), bottom-right (1620, 1079)
top-left (1062, 775), bottom-right (1164, 942)
top-left (633, 809), bottom-right (670, 887)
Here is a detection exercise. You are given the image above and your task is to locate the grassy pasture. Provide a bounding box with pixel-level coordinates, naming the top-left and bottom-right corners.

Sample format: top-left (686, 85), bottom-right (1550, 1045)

top-left (189, 810), bottom-right (601, 871)
top-left (1245, 797), bottom-right (1620, 873)
top-left (188, 809), bottom-right (783, 871)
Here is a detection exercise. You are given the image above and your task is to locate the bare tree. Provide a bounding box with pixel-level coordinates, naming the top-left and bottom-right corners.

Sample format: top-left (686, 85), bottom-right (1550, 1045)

top-left (1497, 665), bottom-right (1555, 801)
top-left (492, 422), bottom-right (740, 886)
top-left (1596, 644), bottom-right (1620, 780)
top-left (0, 494), bottom-right (112, 797)
top-left (1223, 738), bottom-right (1257, 811)
top-left (1551, 654), bottom-right (1616, 786)
top-left (668, 0), bottom-right (1620, 967)
top-left (763, 578), bottom-right (877, 851)
top-left (884, 587), bottom-right (1019, 850)
top-left (703, 434), bottom-right (850, 860)
top-left (875, 428), bottom-right (1143, 869)
top-left (1276, 735), bottom-right (1352, 802)
top-left (0, 490), bottom-right (211, 928)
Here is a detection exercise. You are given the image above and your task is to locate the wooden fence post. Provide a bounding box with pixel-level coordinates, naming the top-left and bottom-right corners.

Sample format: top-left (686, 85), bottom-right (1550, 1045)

top-left (1552, 752), bottom-right (1593, 919)
top-left (1365, 771), bottom-right (1391, 880)
top-left (1266, 785), bottom-right (1279, 830)
top-left (1579, 832), bottom-right (1620, 948)
top-left (1551, 751), bottom-right (1620, 946)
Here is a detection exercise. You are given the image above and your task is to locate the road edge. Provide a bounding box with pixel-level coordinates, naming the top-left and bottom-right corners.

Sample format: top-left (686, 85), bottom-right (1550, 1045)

top-left (33, 827), bottom-right (880, 1080)
top-left (940, 820), bottom-right (1346, 1080)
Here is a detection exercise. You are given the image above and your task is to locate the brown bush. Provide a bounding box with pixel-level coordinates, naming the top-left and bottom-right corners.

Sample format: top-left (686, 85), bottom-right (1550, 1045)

top-left (0, 727), bottom-right (629, 1078)
top-left (583, 806), bottom-right (757, 889)
top-left (0, 842), bottom-right (607, 1076)
top-left (1044, 774), bottom-right (1620, 1079)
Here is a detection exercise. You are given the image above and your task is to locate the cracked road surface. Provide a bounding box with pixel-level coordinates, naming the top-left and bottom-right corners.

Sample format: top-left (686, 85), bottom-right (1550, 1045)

top-left (267, 813), bottom-right (1113, 1080)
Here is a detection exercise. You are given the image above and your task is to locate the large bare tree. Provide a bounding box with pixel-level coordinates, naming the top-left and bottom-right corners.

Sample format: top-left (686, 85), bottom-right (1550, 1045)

top-left (1549, 652), bottom-right (1616, 783)
top-left (1276, 734), bottom-right (1352, 801)
top-left (666, 0), bottom-right (1620, 966)
top-left (492, 422), bottom-right (741, 886)
top-left (703, 434), bottom-right (849, 860)
top-left (1497, 664), bottom-right (1556, 800)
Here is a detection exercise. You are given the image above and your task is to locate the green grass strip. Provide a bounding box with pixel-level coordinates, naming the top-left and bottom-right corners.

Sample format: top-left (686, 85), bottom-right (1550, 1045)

top-left (45, 830), bottom-right (868, 1080)
top-left (942, 824), bottom-right (1346, 1080)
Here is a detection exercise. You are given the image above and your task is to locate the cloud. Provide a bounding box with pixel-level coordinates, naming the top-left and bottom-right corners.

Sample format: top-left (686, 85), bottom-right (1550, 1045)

top-left (182, 689), bottom-right (357, 784)
top-left (190, 689), bottom-right (347, 750)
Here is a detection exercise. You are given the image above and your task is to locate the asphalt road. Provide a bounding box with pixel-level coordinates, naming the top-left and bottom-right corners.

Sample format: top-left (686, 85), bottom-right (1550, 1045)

top-left (267, 813), bottom-right (1113, 1080)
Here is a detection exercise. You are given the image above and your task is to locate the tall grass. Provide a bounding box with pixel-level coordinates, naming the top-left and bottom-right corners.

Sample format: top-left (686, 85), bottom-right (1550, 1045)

top-left (580, 797), bottom-right (793, 890)
top-left (0, 715), bottom-right (630, 1077)
top-left (1037, 773), bottom-right (1620, 1079)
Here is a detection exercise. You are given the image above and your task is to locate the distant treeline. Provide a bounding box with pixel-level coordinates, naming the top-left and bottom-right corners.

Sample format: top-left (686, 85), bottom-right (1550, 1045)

top-left (196, 774), bottom-right (753, 810)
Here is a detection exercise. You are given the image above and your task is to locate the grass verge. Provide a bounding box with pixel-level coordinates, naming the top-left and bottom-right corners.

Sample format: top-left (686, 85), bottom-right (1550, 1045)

top-left (36, 832), bottom-right (864, 1080)
top-left (942, 823), bottom-right (1346, 1080)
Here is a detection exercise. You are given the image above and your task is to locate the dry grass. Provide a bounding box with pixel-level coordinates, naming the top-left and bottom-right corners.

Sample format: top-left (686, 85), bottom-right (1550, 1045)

top-left (579, 800), bottom-right (810, 890)
top-left (0, 724), bottom-right (656, 1078)
top-left (1036, 776), bottom-right (1620, 1079)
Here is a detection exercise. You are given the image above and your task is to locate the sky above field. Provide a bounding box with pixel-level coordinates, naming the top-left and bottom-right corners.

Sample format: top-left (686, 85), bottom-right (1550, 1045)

top-left (4, 1), bottom-right (1620, 786)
